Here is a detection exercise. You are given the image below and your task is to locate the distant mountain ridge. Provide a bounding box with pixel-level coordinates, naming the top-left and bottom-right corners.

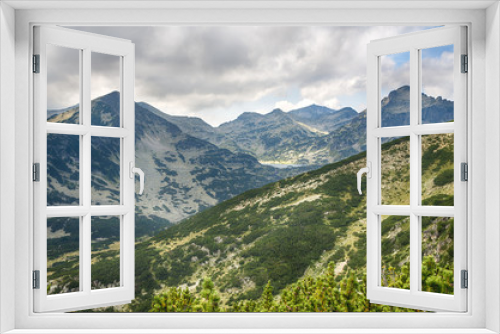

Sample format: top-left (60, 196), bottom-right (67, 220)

top-left (136, 102), bottom-right (243, 154)
top-left (287, 104), bottom-right (358, 132)
top-left (380, 86), bottom-right (454, 127)
top-left (138, 102), bottom-right (361, 164)
top-left (216, 107), bottom-right (325, 161)
top-left (47, 86), bottom-right (453, 235)
top-left (138, 86), bottom-right (452, 166)
top-left (47, 92), bottom-right (310, 234)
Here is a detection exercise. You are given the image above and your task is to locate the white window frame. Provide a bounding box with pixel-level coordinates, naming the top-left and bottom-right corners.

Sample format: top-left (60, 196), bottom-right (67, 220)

top-left (1, 2), bottom-right (498, 333)
top-left (33, 26), bottom-right (136, 312)
top-left (365, 26), bottom-right (467, 312)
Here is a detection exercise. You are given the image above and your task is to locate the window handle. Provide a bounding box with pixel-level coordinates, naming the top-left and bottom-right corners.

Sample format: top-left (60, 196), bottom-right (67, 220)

top-left (129, 162), bottom-right (145, 195)
top-left (357, 162), bottom-right (371, 195)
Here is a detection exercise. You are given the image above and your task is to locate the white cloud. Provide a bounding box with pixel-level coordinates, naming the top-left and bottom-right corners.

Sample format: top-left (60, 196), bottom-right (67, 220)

top-left (273, 99), bottom-right (317, 112)
top-left (53, 25), bottom-right (435, 124)
top-left (422, 51), bottom-right (454, 100)
top-left (357, 103), bottom-right (367, 112)
top-left (323, 98), bottom-right (343, 110)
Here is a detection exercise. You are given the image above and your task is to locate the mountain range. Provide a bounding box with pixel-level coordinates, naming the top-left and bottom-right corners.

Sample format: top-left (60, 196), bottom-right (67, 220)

top-left (47, 86), bottom-right (453, 233)
top-left (139, 85), bottom-right (452, 166)
top-left (47, 93), bottom-right (313, 235)
top-left (45, 85), bottom-right (455, 310)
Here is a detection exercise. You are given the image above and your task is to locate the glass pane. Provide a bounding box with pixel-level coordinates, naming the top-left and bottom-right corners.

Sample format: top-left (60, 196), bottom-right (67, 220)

top-left (421, 45), bottom-right (454, 124)
top-left (91, 137), bottom-right (121, 205)
top-left (381, 137), bottom-right (410, 205)
top-left (91, 216), bottom-right (121, 290)
top-left (381, 215), bottom-right (410, 290)
top-left (47, 44), bottom-right (80, 124)
top-left (47, 217), bottom-right (80, 295)
top-left (380, 52), bottom-right (410, 127)
top-left (421, 216), bottom-right (454, 295)
top-left (47, 134), bottom-right (80, 206)
top-left (91, 52), bottom-right (121, 127)
top-left (421, 133), bottom-right (454, 206)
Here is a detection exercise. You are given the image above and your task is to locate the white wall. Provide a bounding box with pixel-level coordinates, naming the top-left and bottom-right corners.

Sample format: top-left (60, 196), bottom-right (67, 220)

top-left (1, 3), bottom-right (496, 332)
top-left (0, 2), bottom-right (16, 333)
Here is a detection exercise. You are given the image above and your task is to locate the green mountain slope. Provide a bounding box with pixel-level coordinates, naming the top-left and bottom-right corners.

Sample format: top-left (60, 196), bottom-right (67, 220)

top-left (48, 132), bottom-right (454, 312)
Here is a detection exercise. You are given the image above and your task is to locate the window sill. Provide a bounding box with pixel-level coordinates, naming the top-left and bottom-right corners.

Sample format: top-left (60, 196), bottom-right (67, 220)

top-left (4, 329), bottom-right (498, 334)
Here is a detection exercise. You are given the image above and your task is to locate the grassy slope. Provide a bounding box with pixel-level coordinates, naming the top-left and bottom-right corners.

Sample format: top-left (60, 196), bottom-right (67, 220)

top-left (48, 134), bottom-right (455, 311)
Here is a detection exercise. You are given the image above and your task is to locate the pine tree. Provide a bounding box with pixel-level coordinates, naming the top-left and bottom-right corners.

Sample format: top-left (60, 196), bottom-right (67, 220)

top-left (150, 259), bottom-right (449, 313)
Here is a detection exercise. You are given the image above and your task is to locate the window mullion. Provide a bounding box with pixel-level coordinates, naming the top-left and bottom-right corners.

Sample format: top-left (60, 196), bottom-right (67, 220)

top-left (413, 123), bottom-right (454, 135)
top-left (46, 123), bottom-right (88, 135)
top-left (373, 123), bottom-right (454, 138)
top-left (409, 47), bottom-right (420, 295)
top-left (82, 48), bottom-right (92, 294)
top-left (372, 126), bottom-right (411, 138)
top-left (89, 205), bottom-right (129, 216)
top-left (77, 49), bottom-right (84, 292)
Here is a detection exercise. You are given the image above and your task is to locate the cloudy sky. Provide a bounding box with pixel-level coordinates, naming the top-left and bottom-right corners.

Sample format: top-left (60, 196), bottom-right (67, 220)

top-left (47, 26), bottom-right (452, 126)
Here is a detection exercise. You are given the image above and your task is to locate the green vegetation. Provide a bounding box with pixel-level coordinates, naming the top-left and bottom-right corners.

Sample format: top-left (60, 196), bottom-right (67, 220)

top-left (434, 169), bottom-right (454, 186)
top-left (151, 257), bottom-right (452, 312)
top-left (48, 132), bottom-right (455, 312)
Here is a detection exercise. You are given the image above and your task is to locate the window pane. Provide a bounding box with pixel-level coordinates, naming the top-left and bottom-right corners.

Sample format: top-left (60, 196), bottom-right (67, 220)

top-left (47, 44), bottom-right (80, 124)
top-left (91, 52), bottom-right (121, 127)
top-left (47, 134), bottom-right (80, 206)
top-left (421, 45), bottom-right (454, 124)
top-left (421, 216), bottom-right (454, 295)
top-left (381, 215), bottom-right (410, 290)
top-left (380, 52), bottom-right (410, 127)
top-left (381, 137), bottom-right (410, 205)
top-left (47, 217), bottom-right (80, 295)
top-left (91, 216), bottom-right (121, 290)
top-left (421, 133), bottom-right (454, 206)
top-left (91, 137), bottom-right (121, 205)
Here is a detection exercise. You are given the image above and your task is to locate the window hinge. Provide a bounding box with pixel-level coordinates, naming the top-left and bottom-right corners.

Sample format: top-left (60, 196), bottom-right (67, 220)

top-left (33, 270), bottom-right (40, 289)
top-left (461, 270), bottom-right (468, 289)
top-left (33, 163), bottom-right (40, 182)
top-left (33, 54), bottom-right (40, 73)
top-left (461, 54), bottom-right (468, 73)
top-left (461, 162), bottom-right (468, 182)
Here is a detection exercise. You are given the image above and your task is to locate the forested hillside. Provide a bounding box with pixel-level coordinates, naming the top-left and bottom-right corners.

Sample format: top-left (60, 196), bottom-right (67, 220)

top-left (48, 133), bottom-right (454, 312)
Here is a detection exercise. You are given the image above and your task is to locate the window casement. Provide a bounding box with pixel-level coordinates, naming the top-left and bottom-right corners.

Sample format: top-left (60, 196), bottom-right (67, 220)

top-left (33, 26), bottom-right (141, 312)
top-left (362, 26), bottom-right (468, 312)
